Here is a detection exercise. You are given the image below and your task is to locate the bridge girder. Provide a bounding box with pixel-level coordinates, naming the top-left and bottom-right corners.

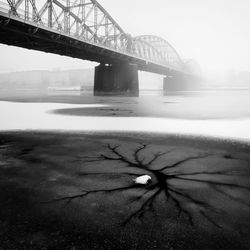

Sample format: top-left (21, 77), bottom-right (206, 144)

top-left (0, 0), bottom-right (185, 72)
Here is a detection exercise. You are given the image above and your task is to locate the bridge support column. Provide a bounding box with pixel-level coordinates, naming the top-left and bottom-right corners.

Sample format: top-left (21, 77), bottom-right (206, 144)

top-left (163, 75), bottom-right (189, 93)
top-left (94, 63), bottom-right (139, 96)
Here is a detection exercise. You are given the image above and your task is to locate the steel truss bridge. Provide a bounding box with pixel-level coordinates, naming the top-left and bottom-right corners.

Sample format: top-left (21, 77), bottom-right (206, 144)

top-left (0, 0), bottom-right (193, 95)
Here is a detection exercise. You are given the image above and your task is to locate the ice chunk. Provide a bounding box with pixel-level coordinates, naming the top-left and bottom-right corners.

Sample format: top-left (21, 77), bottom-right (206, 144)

top-left (134, 175), bottom-right (152, 185)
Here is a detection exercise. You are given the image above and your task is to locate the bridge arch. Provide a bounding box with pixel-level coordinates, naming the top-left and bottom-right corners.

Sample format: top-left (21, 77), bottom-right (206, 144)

top-left (133, 35), bottom-right (184, 70)
top-left (130, 38), bottom-right (165, 63)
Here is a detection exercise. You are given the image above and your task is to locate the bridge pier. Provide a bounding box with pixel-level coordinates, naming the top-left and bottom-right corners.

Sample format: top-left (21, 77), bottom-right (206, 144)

top-left (94, 63), bottom-right (139, 96)
top-left (163, 75), bottom-right (189, 93)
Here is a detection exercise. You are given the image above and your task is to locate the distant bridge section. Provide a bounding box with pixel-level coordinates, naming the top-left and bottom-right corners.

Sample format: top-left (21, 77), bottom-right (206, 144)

top-left (0, 0), bottom-right (193, 96)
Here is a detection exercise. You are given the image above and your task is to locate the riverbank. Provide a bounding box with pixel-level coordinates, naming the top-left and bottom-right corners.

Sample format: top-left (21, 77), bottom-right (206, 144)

top-left (0, 131), bottom-right (250, 249)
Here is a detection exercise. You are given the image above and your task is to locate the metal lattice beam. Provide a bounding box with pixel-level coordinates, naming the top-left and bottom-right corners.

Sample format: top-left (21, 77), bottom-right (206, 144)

top-left (0, 0), bottom-right (184, 70)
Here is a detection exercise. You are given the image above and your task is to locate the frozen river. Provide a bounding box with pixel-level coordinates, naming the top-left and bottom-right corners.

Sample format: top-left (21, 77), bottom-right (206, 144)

top-left (1, 90), bottom-right (250, 249)
top-left (1, 90), bottom-right (250, 142)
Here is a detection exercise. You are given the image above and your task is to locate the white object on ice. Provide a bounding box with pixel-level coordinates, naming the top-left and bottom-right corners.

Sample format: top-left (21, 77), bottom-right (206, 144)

top-left (134, 175), bottom-right (152, 185)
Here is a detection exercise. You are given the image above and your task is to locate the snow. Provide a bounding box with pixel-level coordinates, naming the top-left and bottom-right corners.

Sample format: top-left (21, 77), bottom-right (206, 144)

top-left (134, 175), bottom-right (152, 185)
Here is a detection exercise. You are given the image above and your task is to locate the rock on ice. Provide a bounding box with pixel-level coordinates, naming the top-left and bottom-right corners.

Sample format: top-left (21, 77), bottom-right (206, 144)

top-left (134, 175), bottom-right (152, 185)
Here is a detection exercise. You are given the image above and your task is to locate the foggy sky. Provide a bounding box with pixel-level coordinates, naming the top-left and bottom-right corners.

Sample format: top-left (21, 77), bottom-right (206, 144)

top-left (0, 0), bottom-right (249, 75)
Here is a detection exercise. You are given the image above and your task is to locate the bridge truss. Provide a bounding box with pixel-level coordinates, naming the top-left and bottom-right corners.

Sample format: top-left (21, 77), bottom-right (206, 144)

top-left (0, 0), bottom-right (184, 71)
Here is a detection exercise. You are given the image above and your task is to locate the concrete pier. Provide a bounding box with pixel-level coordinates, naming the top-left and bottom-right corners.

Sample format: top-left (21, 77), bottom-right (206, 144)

top-left (163, 75), bottom-right (201, 94)
top-left (163, 75), bottom-right (186, 93)
top-left (94, 63), bottom-right (139, 96)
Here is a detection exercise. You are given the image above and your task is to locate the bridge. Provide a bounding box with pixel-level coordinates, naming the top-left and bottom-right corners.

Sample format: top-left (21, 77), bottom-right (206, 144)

top-left (0, 0), bottom-right (194, 96)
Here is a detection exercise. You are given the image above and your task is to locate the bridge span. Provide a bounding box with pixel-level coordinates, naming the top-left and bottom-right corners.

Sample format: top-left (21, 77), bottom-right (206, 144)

top-left (0, 0), bottom-right (194, 96)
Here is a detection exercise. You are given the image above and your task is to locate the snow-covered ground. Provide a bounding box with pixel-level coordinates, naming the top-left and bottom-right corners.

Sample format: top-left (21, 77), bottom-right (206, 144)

top-left (1, 91), bottom-right (250, 142)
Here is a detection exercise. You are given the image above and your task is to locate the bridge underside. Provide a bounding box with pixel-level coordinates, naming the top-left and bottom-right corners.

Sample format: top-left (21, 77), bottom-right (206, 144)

top-left (0, 14), bottom-right (126, 65)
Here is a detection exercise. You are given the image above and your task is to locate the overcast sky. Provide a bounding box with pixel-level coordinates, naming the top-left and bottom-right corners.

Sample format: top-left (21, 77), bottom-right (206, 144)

top-left (0, 0), bottom-right (250, 75)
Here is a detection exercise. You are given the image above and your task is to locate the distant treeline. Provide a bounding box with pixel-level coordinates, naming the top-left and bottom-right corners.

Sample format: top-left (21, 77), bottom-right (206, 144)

top-left (0, 69), bottom-right (94, 90)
